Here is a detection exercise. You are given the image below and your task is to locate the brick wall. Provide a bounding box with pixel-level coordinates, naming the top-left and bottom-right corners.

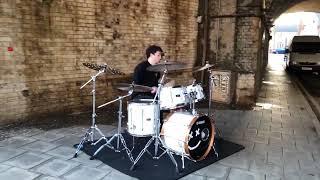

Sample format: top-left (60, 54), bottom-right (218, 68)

top-left (0, 0), bottom-right (199, 124)
top-left (206, 0), bottom-right (263, 105)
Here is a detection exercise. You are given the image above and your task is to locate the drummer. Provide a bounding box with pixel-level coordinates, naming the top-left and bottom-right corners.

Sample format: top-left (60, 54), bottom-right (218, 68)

top-left (132, 45), bottom-right (163, 99)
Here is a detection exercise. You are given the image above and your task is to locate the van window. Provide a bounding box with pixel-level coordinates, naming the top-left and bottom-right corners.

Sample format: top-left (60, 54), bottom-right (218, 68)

top-left (291, 42), bottom-right (320, 53)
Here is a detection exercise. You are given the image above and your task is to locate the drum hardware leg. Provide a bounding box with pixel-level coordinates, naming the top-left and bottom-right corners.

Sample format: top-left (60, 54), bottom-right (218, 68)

top-left (215, 126), bottom-right (223, 138)
top-left (154, 124), bottom-right (160, 157)
top-left (130, 71), bottom-right (179, 172)
top-left (130, 136), bottom-right (155, 171)
top-left (166, 149), bottom-right (179, 173)
top-left (154, 148), bottom-right (166, 159)
top-left (92, 126), bottom-right (109, 146)
top-left (179, 152), bottom-right (193, 169)
top-left (146, 149), bottom-right (153, 157)
top-left (73, 130), bottom-right (89, 158)
top-left (130, 123), bottom-right (179, 172)
top-left (207, 69), bottom-right (218, 118)
top-left (90, 127), bottom-right (134, 162)
top-left (74, 69), bottom-right (108, 158)
top-left (181, 152), bottom-right (185, 169)
top-left (91, 92), bottom-right (134, 162)
top-left (158, 136), bottom-right (179, 173)
top-left (212, 142), bottom-right (219, 157)
top-left (209, 114), bottom-right (223, 139)
top-left (207, 71), bottom-right (223, 139)
top-left (191, 100), bottom-right (198, 116)
top-left (188, 92), bottom-right (198, 116)
top-left (129, 136), bottom-right (135, 152)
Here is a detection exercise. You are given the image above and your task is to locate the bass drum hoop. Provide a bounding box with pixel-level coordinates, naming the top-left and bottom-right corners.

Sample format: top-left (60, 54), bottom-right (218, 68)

top-left (162, 112), bottom-right (215, 161)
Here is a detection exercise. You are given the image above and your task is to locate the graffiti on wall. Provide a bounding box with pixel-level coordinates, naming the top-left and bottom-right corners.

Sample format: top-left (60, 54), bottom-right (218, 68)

top-left (211, 70), bottom-right (232, 104)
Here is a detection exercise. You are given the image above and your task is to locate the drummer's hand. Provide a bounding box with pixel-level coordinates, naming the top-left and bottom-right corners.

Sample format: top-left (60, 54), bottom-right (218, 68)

top-left (151, 87), bottom-right (157, 94)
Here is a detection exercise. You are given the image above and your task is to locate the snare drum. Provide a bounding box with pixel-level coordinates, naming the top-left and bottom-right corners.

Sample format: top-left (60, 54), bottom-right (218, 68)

top-left (159, 86), bottom-right (189, 110)
top-left (161, 112), bottom-right (214, 161)
top-left (127, 99), bottom-right (159, 137)
top-left (186, 84), bottom-right (205, 102)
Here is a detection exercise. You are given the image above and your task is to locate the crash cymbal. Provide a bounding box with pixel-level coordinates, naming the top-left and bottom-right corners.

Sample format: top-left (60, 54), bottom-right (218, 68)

top-left (116, 83), bottom-right (153, 92)
top-left (147, 62), bottom-right (187, 72)
top-left (193, 63), bottom-right (214, 72)
top-left (82, 62), bottom-right (125, 75)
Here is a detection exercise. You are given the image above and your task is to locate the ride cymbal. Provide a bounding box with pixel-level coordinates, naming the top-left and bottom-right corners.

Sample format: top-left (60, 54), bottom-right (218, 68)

top-left (116, 83), bottom-right (153, 92)
top-left (147, 62), bottom-right (187, 72)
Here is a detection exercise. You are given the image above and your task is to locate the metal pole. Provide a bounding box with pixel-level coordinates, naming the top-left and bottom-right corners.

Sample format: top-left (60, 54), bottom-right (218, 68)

top-left (201, 0), bottom-right (209, 83)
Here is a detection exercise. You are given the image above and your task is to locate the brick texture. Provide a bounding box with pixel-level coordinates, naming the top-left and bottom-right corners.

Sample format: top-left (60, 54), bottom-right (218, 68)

top-left (207, 0), bottom-right (264, 105)
top-left (0, 0), bottom-right (199, 124)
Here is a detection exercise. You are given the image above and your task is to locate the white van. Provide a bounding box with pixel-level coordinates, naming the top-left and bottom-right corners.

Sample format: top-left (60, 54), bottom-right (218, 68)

top-left (285, 35), bottom-right (320, 72)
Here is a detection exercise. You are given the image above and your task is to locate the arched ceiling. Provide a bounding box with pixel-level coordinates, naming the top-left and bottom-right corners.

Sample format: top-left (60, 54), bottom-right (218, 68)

top-left (268, 0), bottom-right (320, 19)
top-left (286, 0), bottom-right (320, 13)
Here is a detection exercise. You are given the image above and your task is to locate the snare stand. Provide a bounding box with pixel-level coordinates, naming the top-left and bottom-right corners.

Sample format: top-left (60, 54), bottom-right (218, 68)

top-left (130, 70), bottom-right (179, 173)
top-left (90, 90), bottom-right (134, 162)
top-left (74, 69), bottom-right (108, 158)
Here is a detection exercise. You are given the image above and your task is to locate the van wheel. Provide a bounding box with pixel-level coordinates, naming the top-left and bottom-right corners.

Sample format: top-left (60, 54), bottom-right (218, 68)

top-left (286, 65), bottom-right (294, 73)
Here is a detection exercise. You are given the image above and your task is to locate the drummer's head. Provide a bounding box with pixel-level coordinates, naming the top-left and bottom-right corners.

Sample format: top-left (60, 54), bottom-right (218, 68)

top-left (146, 45), bottom-right (163, 65)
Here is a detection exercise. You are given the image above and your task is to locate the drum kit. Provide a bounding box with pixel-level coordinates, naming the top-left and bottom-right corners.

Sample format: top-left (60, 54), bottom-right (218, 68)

top-left (73, 61), bottom-right (219, 172)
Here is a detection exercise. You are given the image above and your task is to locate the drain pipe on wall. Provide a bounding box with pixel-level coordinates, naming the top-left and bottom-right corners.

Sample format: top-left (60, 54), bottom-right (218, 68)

top-left (215, 0), bottom-right (221, 66)
top-left (201, 0), bottom-right (209, 83)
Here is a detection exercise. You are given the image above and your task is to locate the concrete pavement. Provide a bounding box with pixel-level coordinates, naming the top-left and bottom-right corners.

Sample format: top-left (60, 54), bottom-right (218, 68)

top-left (0, 57), bottom-right (319, 180)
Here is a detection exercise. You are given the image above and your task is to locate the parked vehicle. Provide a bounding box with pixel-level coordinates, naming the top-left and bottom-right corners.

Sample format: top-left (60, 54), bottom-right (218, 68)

top-left (272, 48), bottom-right (287, 54)
top-left (285, 35), bottom-right (320, 72)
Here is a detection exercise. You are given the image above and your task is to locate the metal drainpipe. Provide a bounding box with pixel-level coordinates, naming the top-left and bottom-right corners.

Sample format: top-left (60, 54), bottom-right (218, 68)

top-left (202, 0), bottom-right (220, 84)
top-left (216, 0), bottom-right (221, 66)
top-left (201, 0), bottom-right (209, 83)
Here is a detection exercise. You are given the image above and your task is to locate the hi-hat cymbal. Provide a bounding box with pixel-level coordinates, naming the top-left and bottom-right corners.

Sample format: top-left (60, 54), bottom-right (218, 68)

top-left (193, 63), bottom-right (214, 72)
top-left (116, 83), bottom-right (152, 92)
top-left (147, 62), bottom-right (187, 72)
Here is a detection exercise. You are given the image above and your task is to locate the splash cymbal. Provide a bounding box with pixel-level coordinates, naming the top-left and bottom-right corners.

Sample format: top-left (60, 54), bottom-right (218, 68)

top-left (193, 63), bottom-right (214, 72)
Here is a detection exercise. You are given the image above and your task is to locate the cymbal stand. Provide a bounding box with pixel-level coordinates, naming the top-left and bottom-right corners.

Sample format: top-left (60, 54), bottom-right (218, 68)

top-left (188, 81), bottom-right (198, 116)
top-left (208, 69), bottom-right (217, 118)
top-left (208, 69), bottom-right (221, 157)
top-left (90, 90), bottom-right (134, 162)
top-left (130, 69), bottom-right (179, 173)
top-left (188, 92), bottom-right (197, 115)
top-left (74, 69), bottom-right (107, 158)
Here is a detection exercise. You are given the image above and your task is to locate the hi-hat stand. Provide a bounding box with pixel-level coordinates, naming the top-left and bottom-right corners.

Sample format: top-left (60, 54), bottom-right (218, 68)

top-left (130, 69), bottom-right (179, 173)
top-left (90, 90), bottom-right (134, 162)
top-left (74, 69), bottom-right (108, 158)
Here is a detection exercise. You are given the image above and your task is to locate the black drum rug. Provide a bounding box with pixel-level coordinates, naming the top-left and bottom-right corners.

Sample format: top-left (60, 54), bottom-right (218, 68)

top-left (74, 133), bottom-right (244, 180)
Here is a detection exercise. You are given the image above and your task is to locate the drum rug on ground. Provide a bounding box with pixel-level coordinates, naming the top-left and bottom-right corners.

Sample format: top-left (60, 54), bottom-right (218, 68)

top-left (74, 133), bottom-right (244, 180)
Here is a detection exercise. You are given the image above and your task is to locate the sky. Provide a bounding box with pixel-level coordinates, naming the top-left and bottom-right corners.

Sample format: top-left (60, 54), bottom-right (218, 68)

top-left (274, 12), bottom-right (320, 35)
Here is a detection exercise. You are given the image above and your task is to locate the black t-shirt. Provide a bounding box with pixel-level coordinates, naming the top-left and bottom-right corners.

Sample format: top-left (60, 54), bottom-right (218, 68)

top-left (132, 60), bottom-right (160, 99)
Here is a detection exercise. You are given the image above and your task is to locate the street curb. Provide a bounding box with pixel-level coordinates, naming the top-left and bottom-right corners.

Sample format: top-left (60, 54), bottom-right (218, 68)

top-left (292, 74), bottom-right (320, 137)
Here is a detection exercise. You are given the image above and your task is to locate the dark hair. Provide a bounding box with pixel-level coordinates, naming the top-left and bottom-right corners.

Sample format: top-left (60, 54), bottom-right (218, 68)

top-left (146, 45), bottom-right (163, 58)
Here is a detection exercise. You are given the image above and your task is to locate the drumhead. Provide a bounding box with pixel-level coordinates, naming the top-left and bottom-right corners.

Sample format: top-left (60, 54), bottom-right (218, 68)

top-left (186, 115), bottom-right (214, 161)
top-left (129, 99), bottom-right (158, 104)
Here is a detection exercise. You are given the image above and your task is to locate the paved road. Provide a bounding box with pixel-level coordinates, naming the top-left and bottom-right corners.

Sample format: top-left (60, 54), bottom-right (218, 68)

top-left (0, 54), bottom-right (319, 180)
top-left (295, 72), bottom-right (320, 107)
top-left (268, 53), bottom-right (320, 117)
